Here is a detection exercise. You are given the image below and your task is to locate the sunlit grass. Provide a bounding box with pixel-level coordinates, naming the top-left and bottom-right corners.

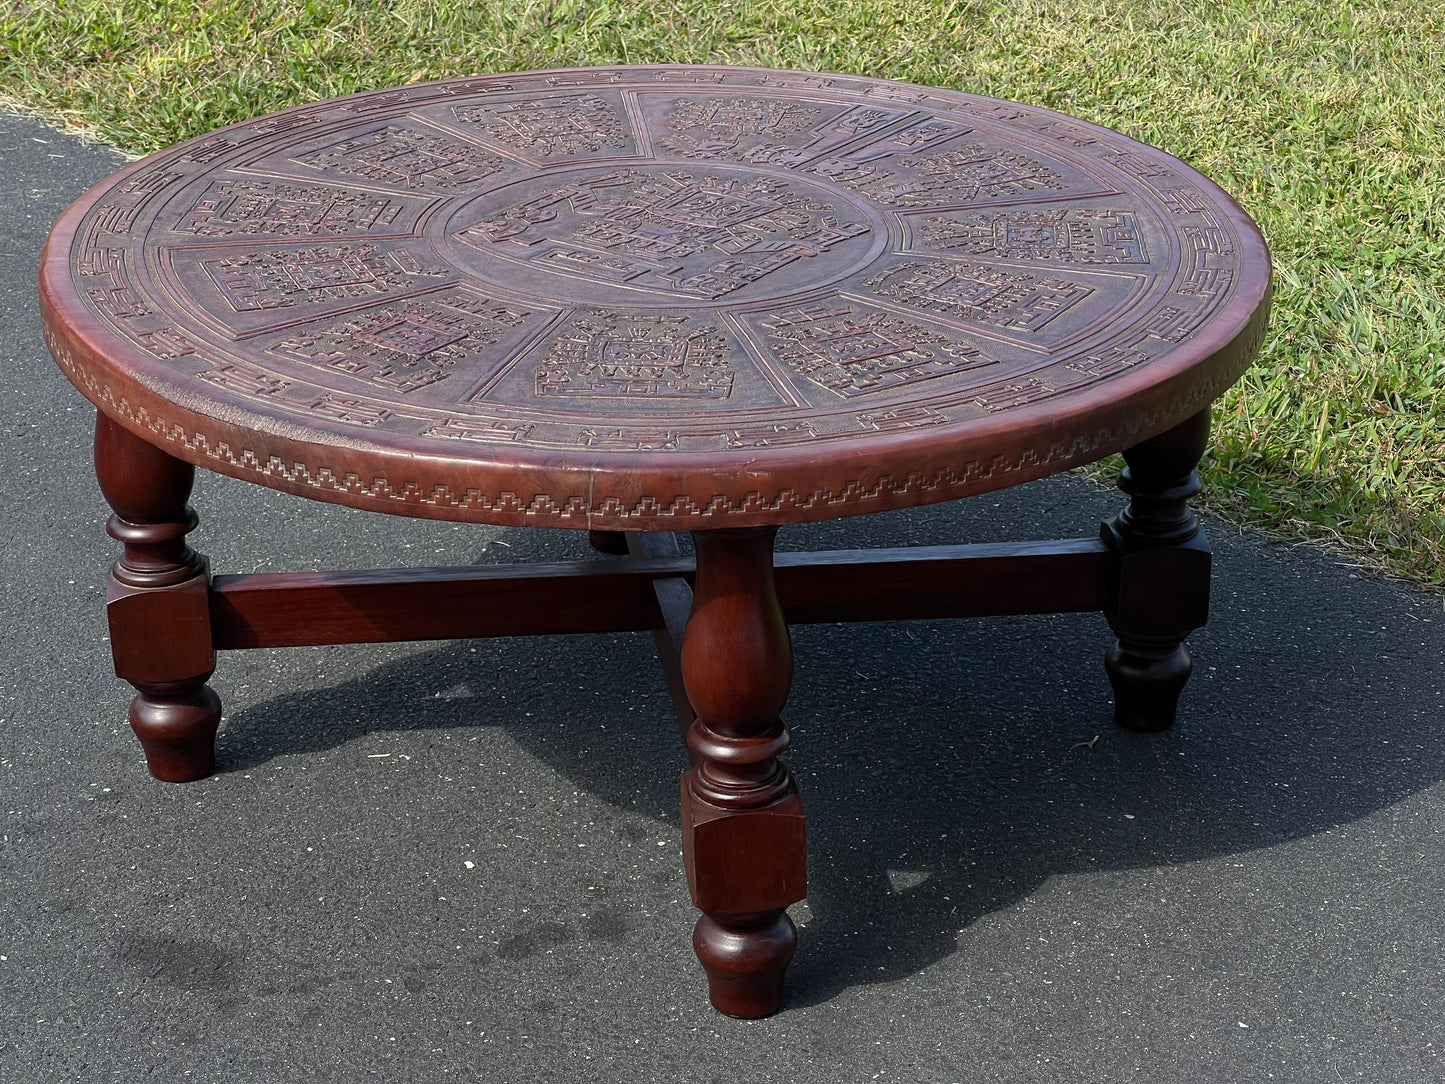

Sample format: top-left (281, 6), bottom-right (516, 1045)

top-left (3, 0), bottom-right (1442, 582)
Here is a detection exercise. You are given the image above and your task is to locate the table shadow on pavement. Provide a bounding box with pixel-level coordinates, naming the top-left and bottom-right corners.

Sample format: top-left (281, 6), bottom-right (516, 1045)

top-left (203, 481), bottom-right (1445, 1011)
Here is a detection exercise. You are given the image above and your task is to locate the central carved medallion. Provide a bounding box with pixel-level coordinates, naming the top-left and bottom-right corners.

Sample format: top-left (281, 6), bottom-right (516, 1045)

top-left (442, 164), bottom-right (885, 305)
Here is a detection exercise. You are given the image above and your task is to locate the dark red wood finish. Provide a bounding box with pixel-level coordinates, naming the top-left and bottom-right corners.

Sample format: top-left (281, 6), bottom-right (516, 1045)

top-left (95, 414), bottom-right (220, 782)
top-left (41, 66), bottom-right (1271, 1018)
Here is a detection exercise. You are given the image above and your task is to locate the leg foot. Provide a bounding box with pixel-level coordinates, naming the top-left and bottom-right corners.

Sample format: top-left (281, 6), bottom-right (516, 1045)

top-left (693, 910), bottom-right (796, 1018)
top-left (1105, 638), bottom-right (1192, 732)
top-left (130, 683), bottom-right (222, 782)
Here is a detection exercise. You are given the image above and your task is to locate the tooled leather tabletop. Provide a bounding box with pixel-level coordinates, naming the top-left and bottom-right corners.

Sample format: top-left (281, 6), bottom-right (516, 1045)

top-left (40, 65), bottom-right (1270, 529)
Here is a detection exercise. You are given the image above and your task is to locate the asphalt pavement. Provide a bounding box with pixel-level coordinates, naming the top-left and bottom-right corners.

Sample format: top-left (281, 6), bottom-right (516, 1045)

top-left (2, 109), bottom-right (1442, 1083)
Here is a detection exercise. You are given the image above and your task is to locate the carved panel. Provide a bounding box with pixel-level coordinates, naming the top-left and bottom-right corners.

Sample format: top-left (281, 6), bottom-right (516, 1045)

top-left (268, 290), bottom-right (534, 394)
top-left (916, 208), bottom-right (1149, 264)
top-left (196, 244), bottom-right (448, 312)
top-left (121, 170), bottom-right (186, 198)
top-left (450, 94), bottom-right (628, 157)
top-left (1066, 344), bottom-right (1148, 380)
top-left (180, 137), bottom-right (241, 164)
top-left (136, 328), bottom-right (198, 359)
top-left (655, 95), bottom-right (939, 169)
top-left (291, 125), bottom-right (507, 189)
top-left (720, 421), bottom-right (819, 448)
top-left (819, 143), bottom-right (1066, 207)
top-left (660, 97), bottom-right (826, 159)
top-left (171, 179), bottom-right (411, 237)
top-left (76, 204), bottom-right (140, 274)
top-left (756, 301), bottom-right (995, 397)
top-left (446, 165), bottom-right (877, 304)
top-left (1036, 119), bottom-right (1099, 147)
top-left (1160, 188), bottom-right (1209, 215)
top-left (580, 427), bottom-right (680, 450)
top-left (534, 311), bottom-right (734, 399)
top-left (863, 259), bottom-right (1091, 332)
top-left (819, 119), bottom-right (974, 166)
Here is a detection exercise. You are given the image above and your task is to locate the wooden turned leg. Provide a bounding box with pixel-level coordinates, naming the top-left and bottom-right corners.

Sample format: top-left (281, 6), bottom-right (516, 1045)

top-left (680, 527), bottom-right (806, 1018)
top-left (94, 414), bottom-right (219, 781)
top-left (1101, 408), bottom-right (1213, 732)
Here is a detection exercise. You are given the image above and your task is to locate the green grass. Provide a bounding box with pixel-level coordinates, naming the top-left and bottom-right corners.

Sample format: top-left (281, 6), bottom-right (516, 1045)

top-left (4, 0), bottom-right (1443, 582)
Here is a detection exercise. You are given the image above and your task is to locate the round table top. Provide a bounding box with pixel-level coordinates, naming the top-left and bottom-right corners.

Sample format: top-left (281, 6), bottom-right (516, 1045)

top-left (42, 65), bottom-right (1270, 530)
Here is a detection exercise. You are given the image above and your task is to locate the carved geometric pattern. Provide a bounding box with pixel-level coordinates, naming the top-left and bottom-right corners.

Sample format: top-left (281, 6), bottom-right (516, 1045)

top-left (309, 396), bottom-right (394, 426)
top-left (199, 244), bottom-right (448, 312)
top-left (451, 94), bottom-right (627, 157)
top-left (798, 119), bottom-right (978, 190)
top-left (270, 292), bottom-right (533, 394)
top-left (1067, 344), bottom-right (1147, 381)
top-left (536, 311), bottom-right (734, 399)
top-left (1103, 151), bottom-right (1173, 182)
top-left (660, 97), bottom-right (825, 158)
top-left (580, 427), bottom-right (680, 450)
top-left (863, 259), bottom-right (1091, 332)
top-left (972, 377), bottom-right (1058, 413)
top-left (918, 209), bottom-right (1148, 264)
top-left (1180, 209), bottom-right (1235, 300)
top-left (454, 167), bottom-right (870, 301)
top-left (857, 404), bottom-right (948, 430)
top-left (577, 419), bottom-right (830, 450)
top-left (136, 328), bottom-right (198, 359)
top-left (835, 144), bottom-right (1065, 207)
top-left (121, 170), bottom-right (185, 198)
top-left (425, 416), bottom-right (535, 443)
top-left (721, 421), bottom-right (820, 448)
top-left (49, 318), bottom-right (1250, 527)
top-left (172, 179), bottom-right (407, 237)
top-left (179, 137), bottom-right (241, 164)
top-left (198, 364), bottom-right (290, 397)
top-left (1160, 188), bottom-right (1209, 215)
top-left (758, 301), bottom-right (996, 397)
top-left (1037, 120), bottom-right (1099, 147)
top-left (292, 126), bottom-right (507, 189)
top-left (739, 105), bottom-right (914, 167)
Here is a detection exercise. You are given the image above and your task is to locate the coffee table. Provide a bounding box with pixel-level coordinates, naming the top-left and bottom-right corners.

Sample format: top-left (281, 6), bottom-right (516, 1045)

top-left (40, 65), bottom-right (1270, 1017)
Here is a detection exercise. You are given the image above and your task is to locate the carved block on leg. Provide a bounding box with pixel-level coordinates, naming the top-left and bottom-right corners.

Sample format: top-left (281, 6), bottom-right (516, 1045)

top-left (107, 568), bottom-right (219, 781)
top-left (682, 776), bottom-right (807, 915)
top-left (682, 774), bottom-right (806, 1017)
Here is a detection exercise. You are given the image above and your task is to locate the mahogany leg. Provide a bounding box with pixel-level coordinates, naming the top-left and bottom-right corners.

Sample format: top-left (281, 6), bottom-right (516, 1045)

top-left (94, 414), bottom-right (220, 781)
top-left (1101, 408), bottom-right (1213, 731)
top-left (680, 527), bottom-right (806, 1018)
